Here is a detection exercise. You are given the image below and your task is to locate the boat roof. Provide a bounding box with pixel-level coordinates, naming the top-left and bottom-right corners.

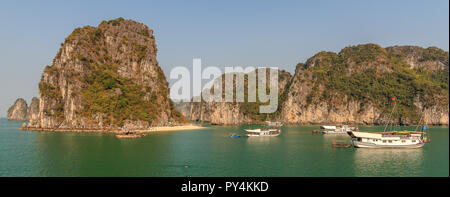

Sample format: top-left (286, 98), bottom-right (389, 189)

top-left (246, 129), bottom-right (263, 132)
top-left (379, 130), bottom-right (426, 134)
top-left (349, 131), bottom-right (417, 140)
top-left (350, 131), bottom-right (382, 139)
top-left (245, 129), bottom-right (277, 133)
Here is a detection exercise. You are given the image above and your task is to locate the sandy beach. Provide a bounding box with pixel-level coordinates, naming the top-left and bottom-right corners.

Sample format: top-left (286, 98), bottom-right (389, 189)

top-left (137, 124), bottom-right (207, 133)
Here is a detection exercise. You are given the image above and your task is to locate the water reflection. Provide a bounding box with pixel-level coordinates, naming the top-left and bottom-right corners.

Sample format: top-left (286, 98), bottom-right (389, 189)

top-left (353, 148), bottom-right (424, 177)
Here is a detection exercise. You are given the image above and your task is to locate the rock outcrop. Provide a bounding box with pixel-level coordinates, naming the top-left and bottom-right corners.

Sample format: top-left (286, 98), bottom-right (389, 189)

top-left (27, 97), bottom-right (40, 124)
top-left (173, 101), bottom-right (191, 120)
top-left (7, 98), bottom-right (28, 121)
top-left (189, 68), bottom-right (292, 124)
top-left (280, 44), bottom-right (448, 125)
top-left (187, 44), bottom-right (449, 125)
top-left (27, 18), bottom-right (184, 131)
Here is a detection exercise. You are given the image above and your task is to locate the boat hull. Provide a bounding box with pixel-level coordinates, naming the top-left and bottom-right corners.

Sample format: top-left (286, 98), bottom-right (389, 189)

top-left (246, 133), bottom-right (280, 137)
top-left (322, 131), bottom-right (347, 134)
top-left (351, 140), bottom-right (424, 149)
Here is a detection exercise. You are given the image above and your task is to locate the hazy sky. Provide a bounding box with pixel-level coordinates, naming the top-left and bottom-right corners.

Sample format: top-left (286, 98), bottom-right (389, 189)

top-left (0, 0), bottom-right (448, 117)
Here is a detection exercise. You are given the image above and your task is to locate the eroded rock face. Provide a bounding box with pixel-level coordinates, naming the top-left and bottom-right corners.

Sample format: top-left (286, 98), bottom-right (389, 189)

top-left (7, 98), bottom-right (28, 121)
top-left (173, 101), bottom-right (191, 120)
top-left (280, 44), bottom-right (449, 125)
top-left (186, 44), bottom-right (449, 125)
top-left (189, 68), bottom-right (292, 124)
top-left (27, 97), bottom-right (39, 124)
top-left (27, 18), bottom-right (183, 130)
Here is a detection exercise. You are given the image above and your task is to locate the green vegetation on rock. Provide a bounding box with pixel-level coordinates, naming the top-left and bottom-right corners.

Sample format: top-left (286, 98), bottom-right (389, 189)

top-left (303, 44), bottom-right (449, 122)
top-left (34, 18), bottom-right (186, 129)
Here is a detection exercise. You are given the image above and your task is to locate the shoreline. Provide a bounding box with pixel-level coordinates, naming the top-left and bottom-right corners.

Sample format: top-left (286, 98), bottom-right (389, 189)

top-left (20, 124), bottom-right (207, 133)
top-left (16, 122), bottom-right (450, 133)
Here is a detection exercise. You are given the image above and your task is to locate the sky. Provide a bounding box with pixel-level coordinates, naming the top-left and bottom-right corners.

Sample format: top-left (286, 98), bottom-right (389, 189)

top-left (0, 0), bottom-right (448, 117)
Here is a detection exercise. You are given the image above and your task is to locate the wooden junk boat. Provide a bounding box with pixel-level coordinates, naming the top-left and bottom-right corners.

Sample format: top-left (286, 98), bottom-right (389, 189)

top-left (245, 128), bottom-right (281, 137)
top-left (347, 98), bottom-right (430, 148)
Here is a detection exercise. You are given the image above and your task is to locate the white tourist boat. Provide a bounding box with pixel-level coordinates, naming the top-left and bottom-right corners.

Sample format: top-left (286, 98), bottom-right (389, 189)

top-left (320, 125), bottom-right (337, 130)
top-left (320, 125), bottom-right (356, 134)
top-left (245, 128), bottom-right (281, 137)
top-left (346, 98), bottom-right (428, 148)
top-left (347, 131), bottom-right (425, 148)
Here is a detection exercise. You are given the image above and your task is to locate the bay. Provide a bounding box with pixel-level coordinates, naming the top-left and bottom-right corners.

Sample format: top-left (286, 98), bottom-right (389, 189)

top-left (0, 118), bottom-right (448, 177)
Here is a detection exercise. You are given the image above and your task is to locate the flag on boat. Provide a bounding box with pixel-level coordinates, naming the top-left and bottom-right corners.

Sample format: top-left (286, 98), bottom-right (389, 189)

top-left (392, 98), bottom-right (396, 101)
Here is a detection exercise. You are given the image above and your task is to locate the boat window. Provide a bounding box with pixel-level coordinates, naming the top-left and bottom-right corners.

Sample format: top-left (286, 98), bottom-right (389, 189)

top-left (357, 138), bottom-right (362, 142)
top-left (401, 140), bottom-right (406, 143)
top-left (388, 140), bottom-right (392, 143)
top-left (382, 140), bottom-right (386, 143)
top-left (412, 140), bottom-right (416, 143)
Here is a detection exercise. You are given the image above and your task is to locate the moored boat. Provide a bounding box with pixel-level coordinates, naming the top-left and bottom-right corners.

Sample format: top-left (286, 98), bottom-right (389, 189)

top-left (320, 125), bottom-right (337, 130)
top-left (115, 130), bottom-right (146, 138)
top-left (245, 128), bottom-right (281, 137)
top-left (320, 125), bottom-right (357, 134)
top-left (347, 98), bottom-right (429, 148)
top-left (347, 131), bottom-right (425, 148)
top-left (230, 133), bottom-right (241, 138)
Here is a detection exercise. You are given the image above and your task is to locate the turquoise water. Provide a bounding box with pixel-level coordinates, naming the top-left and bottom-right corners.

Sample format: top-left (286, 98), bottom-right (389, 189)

top-left (0, 118), bottom-right (448, 177)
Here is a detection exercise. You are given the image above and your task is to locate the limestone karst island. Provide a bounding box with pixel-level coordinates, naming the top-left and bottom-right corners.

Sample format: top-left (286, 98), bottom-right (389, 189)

top-left (8, 19), bottom-right (448, 131)
top-left (0, 1), bottom-right (449, 182)
top-left (19, 18), bottom-right (188, 133)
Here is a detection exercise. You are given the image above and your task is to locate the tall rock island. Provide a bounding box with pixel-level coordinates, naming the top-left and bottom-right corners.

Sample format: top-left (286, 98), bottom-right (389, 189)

top-left (26, 18), bottom-right (184, 131)
top-left (7, 98), bottom-right (28, 121)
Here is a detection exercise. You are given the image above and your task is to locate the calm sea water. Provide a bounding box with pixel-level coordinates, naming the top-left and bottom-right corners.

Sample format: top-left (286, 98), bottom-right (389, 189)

top-left (0, 118), bottom-right (448, 177)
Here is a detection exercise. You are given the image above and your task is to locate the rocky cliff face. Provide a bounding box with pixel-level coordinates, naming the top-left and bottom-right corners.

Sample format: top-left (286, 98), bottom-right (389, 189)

top-left (189, 68), bottom-right (292, 124)
top-left (27, 18), bottom-right (183, 130)
top-left (173, 101), bottom-right (191, 120)
top-left (280, 44), bottom-right (448, 125)
top-left (186, 44), bottom-right (448, 125)
top-left (27, 97), bottom-right (39, 124)
top-left (7, 98), bottom-right (28, 121)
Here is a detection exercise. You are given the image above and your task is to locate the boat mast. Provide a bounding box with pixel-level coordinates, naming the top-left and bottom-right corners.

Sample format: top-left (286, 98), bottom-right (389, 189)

top-left (414, 107), bottom-right (428, 140)
top-left (414, 111), bottom-right (424, 132)
top-left (383, 98), bottom-right (397, 132)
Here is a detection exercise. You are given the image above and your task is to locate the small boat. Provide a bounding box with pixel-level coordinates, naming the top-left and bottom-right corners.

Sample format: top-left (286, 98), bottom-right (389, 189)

top-left (230, 133), bottom-right (241, 138)
top-left (115, 130), bottom-right (146, 138)
top-left (245, 128), bottom-right (281, 137)
top-left (311, 130), bottom-right (321, 134)
top-left (332, 140), bottom-right (352, 148)
top-left (321, 125), bottom-right (357, 134)
top-left (320, 125), bottom-right (337, 130)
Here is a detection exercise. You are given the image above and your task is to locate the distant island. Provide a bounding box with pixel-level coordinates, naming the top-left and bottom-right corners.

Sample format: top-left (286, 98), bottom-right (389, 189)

top-left (7, 97), bottom-right (38, 121)
top-left (7, 18), bottom-right (449, 131)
